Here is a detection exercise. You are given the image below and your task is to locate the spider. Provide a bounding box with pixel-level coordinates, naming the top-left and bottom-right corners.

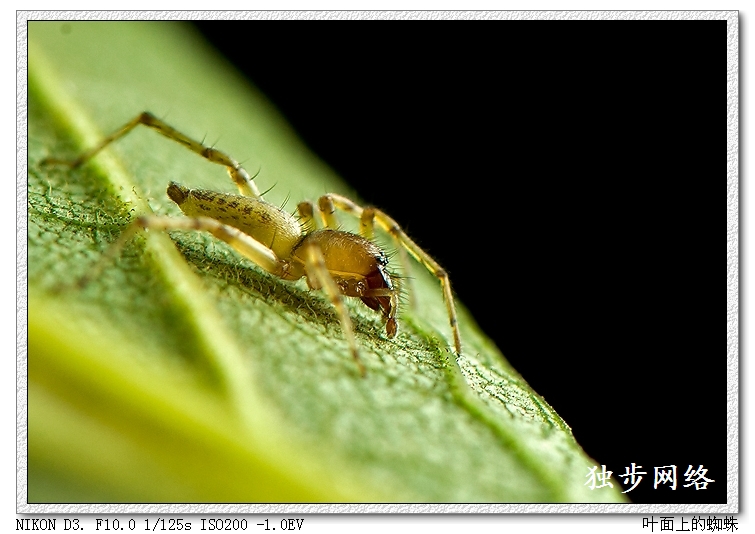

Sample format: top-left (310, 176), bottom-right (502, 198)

top-left (48, 112), bottom-right (462, 375)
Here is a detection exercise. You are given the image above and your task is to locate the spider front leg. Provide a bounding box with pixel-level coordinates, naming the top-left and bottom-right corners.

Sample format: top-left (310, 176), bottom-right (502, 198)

top-left (42, 111), bottom-right (262, 198)
top-left (296, 201), bottom-right (366, 375)
top-left (78, 214), bottom-right (290, 289)
top-left (318, 194), bottom-right (462, 356)
top-left (301, 242), bottom-right (366, 377)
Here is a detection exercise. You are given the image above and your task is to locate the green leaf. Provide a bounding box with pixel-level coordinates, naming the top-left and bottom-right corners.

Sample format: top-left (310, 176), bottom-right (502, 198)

top-left (27, 21), bottom-right (626, 503)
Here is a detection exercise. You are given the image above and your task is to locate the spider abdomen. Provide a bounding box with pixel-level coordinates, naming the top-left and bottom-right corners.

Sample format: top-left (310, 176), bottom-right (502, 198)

top-left (167, 181), bottom-right (302, 259)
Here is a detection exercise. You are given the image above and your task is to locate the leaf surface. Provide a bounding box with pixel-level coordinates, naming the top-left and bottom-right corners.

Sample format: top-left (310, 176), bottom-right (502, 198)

top-left (26, 21), bottom-right (626, 503)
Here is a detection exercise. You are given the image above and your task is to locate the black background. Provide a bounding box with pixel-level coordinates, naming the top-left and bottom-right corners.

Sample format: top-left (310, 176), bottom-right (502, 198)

top-left (193, 19), bottom-right (724, 504)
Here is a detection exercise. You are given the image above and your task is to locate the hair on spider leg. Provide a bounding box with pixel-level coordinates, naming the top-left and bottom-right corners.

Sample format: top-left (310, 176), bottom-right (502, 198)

top-left (207, 134), bottom-right (224, 151)
top-left (279, 192), bottom-right (292, 211)
top-left (366, 232), bottom-right (419, 306)
top-left (393, 273), bottom-right (412, 305)
top-left (259, 180), bottom-right (278, 199)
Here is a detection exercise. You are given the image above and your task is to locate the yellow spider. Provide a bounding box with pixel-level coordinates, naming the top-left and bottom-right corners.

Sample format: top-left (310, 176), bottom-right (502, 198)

top-left (49, 112), bottom-right (462, 375)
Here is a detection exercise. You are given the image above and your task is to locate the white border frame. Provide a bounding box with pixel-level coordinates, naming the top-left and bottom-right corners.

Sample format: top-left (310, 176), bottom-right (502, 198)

top-left (17, 9), bottom-right (739, 514)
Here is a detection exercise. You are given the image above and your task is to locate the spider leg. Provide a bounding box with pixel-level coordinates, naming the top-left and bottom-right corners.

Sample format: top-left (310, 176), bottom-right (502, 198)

top-left (302, 242), bottom-right (366, 377)
top-left (77, 215), bottom-right (291, 289)
top-left (297, 201), bottom-right (318, 233)
top-left (317, 195), bottom-right (340, 229)
top-left (317, 194), bottom-right (462, 355)
top-left (44, 112), bottom-right (262, 198)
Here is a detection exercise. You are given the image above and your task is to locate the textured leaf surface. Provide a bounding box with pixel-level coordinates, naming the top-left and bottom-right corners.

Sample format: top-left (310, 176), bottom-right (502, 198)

top-left (26, 21), bottom-right (626, 503)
